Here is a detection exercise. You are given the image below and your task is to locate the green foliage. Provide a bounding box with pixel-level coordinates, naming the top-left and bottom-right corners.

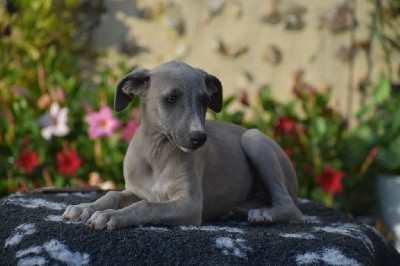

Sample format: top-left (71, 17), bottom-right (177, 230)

top-left (215, 77), bottom-right (349, 208)
top-left (216, 73), bottom-right (400, 212)
top-left (358, 75), bottom-right (400, 173)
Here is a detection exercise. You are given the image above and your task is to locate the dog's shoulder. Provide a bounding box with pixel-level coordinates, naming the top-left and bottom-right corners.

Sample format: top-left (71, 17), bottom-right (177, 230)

top-left (203, 120), bottom-right (248, 156)
top-left (205, 119), bottom-right (246, 130)
top-left (205, 120), bottom-right (247, 136)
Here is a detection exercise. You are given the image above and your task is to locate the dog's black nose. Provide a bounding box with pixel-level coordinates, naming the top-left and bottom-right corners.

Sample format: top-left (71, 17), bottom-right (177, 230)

top-left (190, 131), bottom-right (207, 148)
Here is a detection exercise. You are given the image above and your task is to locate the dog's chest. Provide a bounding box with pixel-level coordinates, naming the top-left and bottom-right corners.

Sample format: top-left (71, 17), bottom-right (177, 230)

top-left (125, 160), bottom-right (175, 202)
top-left (134, 176), bottom-right (175, 202)
top-left (148, 179), bottom-right (170, 201)
top-left (124, 137), bottom-right (189, 202)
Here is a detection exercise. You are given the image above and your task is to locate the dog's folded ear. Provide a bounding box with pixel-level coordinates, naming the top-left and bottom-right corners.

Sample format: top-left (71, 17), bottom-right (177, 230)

top-left (114, 68), bottom-right (150, 112)
top-left (204, 74), bottom-right (223, 113)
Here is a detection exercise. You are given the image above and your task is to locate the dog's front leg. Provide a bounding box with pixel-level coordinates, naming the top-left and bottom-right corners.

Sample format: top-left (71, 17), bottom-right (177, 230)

top-left (62, 190), bottom-right (140, 223)
top-left (86, 194), bottom-right (202, 230)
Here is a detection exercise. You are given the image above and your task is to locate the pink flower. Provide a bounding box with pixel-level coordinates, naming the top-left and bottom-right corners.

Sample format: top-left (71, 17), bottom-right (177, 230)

top-left (121, 120), bottom-right (140, 143)
top-left (85, 106), bottom-right (122, 139)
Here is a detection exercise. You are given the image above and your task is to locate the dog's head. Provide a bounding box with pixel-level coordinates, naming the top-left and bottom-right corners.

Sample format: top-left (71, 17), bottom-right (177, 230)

top-left (115, 61), bottom-right (222, 152)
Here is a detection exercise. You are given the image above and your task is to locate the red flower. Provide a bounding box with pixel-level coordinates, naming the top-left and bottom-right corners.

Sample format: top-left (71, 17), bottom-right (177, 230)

top-left (16, 148), bottom-right (41, 174)
top-left (57, 148), bottom-right (82, 177)
top-left (317, 165), bottom-right (344, 195)
top-left (275, 118), bottom-right (297, 135)
top-left (239, 90), bottom-right (250, 107)
top-left (302, 163), bottom-right (313, 173)
top-left (283, 148), bottom-right (293, 158)
top-left (321, 106), bottom-right (331, 117)
top-left (368, 146), bottom-right (379, 160)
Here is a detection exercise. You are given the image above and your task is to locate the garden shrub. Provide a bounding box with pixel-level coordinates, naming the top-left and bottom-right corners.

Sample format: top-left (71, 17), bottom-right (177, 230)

top-left (0, 0), bottom-right (135, 194)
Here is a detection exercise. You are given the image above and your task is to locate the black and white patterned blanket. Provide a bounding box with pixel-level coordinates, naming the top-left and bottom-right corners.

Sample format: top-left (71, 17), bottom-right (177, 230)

top-left (1, 192), bottom-right (399, 265)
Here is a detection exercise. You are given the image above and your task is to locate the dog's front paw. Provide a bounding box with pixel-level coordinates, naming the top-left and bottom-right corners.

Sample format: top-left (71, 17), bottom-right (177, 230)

top-left (86, 210), bottom-right (119, 230)
top-left (62, 204), bottom-right (95, 223)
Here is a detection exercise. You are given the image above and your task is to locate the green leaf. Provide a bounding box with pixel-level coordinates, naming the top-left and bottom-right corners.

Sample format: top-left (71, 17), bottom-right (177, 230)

top-left (390, 109), bottom-right (400, 133)
top-left (313, 117), bottom-right (327, 136)
top-left (356, 104), bottom-right (372, 121)
top-left (374, 75), bottom-right (391, 104)
top-left (377, 136), bottom-right (400, 170)
top-left (310, 187), bottom-right (329, 204)
top-left (222, 95), bottom-right (237, 108)
top-left (231, 112), bottom-right (244, 125)
top-left (260, 87), bottom-right (276, 112)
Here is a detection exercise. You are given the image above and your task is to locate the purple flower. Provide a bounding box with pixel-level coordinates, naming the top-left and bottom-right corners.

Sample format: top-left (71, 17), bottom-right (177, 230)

top-left (121, 119), bottom-right (140, 143)
top-left (12, 86), bottom-right (30, 97)
top-left (85, 106), bottom-right (122, 139)
top-left (39, 102), bottom-right (70, 140)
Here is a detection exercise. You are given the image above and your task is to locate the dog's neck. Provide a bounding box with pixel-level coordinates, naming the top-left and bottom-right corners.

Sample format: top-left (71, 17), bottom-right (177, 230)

top-left (139, 104), bottom-right (166, 139)
top-left (138, 106), bottom-right (182, 162)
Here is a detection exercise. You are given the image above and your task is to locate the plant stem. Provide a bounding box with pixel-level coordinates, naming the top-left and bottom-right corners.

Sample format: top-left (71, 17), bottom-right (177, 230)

top-left (346, 0), bottom-right (357, 131)
top-left (327, 194), bottom-right (334, 208)
top-left (364, 0), bottom-right (379, 105)
top-left (94, 138), bottom-right (104, 166)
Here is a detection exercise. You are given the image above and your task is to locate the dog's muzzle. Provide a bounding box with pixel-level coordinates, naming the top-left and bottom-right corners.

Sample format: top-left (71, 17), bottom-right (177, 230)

top-left (174, 131), bottom-right (207, 153)
top-left (189, 131), bottom-right (207, 149)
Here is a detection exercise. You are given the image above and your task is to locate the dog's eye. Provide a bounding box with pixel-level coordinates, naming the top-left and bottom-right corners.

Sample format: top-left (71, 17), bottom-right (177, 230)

top-left (166, 95), bottom-right (177, 104)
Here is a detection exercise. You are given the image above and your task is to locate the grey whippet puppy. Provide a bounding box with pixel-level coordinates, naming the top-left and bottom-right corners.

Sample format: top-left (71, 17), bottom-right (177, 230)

top-left (62, 61), bottom-right (302, 230)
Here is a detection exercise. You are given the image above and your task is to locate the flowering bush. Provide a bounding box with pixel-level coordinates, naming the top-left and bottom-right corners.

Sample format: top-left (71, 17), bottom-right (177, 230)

top-left (211, 71), bottom-right (398, 213)
top-left (218, 74), bottom-right (345, 208)
top-left (0, 56), bottom-right (141, 194)
top-left (0, 1), bottom-right (138, 195)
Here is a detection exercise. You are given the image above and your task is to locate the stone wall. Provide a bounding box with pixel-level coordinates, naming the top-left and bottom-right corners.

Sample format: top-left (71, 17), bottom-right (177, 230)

top-left (89, 0), bottom-right (399, 114)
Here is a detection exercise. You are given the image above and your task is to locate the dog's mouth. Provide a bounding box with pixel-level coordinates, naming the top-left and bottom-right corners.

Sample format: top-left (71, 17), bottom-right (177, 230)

top-left (165, 133), bottom-right (205, 153)
top-left (177, 146), bottom-right (194, 153)
top-left (177, 140), bottom-right (206, 153)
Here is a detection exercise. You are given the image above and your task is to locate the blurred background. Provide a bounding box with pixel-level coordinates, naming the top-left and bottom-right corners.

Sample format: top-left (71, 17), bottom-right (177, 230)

top-left (1, 0), bottom-right (400, 246)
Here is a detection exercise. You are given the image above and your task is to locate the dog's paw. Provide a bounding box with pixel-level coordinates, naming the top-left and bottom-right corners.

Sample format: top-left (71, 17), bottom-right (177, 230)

top-left (62, 204), bottom-right (95, 223)
top-left (248, 209), bottom-right (273, 225)
top-left (86, 210), bottom-right (119, 230)
top-left (248, 205), bottom-right (302, 225)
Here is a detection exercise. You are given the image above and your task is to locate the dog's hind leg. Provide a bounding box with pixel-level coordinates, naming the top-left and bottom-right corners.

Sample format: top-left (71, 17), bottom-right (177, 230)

top-left (241, 129), bottom-right (302, 224)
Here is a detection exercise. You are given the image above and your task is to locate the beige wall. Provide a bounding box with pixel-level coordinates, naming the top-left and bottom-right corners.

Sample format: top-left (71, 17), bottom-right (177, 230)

top-left (90, 0), bottom-right (397, 115)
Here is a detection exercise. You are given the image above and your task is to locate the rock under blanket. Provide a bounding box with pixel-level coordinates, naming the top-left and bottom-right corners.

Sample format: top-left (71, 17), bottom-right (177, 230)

top-left (1, 191), bottom-right (399, 265)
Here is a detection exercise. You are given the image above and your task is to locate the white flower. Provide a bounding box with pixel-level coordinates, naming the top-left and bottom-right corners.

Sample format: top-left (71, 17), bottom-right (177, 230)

top-left (39, 102), bottom-right (70, 140)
